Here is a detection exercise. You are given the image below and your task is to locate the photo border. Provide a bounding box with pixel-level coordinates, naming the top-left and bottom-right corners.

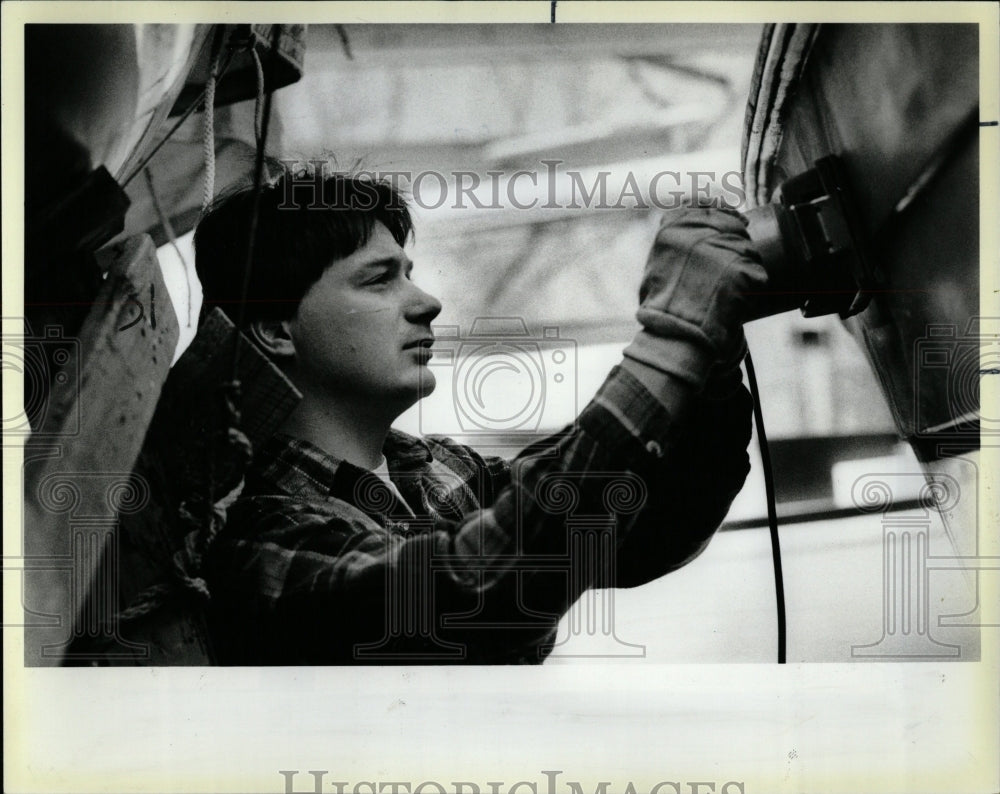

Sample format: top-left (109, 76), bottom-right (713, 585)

top-left (3, 2), bottom-right (997, 793)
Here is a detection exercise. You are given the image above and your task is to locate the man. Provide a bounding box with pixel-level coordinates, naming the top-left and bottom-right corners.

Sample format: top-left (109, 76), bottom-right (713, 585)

top-left (195, 170), bottom-right (762, 664)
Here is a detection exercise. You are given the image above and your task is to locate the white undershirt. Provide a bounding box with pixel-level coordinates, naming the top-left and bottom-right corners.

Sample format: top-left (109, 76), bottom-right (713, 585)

top-left (369, 456), bottom-right (415, 517)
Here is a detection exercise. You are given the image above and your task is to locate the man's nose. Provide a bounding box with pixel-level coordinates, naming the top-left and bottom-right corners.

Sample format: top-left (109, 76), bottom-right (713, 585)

top-left (405, 282), bottom-right (442, 324)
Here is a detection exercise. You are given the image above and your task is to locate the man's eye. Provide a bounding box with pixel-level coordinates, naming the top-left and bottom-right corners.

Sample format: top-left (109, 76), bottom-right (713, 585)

top-left (366, 271), bottom-right (393, 285)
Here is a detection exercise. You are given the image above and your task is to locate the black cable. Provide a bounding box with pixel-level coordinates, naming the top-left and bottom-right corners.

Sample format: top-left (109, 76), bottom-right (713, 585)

top-left (230, 25), bottom-right (283, 381)
top-left (743, 349), bottom-right (787, 664)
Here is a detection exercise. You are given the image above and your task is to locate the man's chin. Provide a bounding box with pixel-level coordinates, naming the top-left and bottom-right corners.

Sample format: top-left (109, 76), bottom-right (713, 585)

top-left (414, 366), bottom-right (436, 397)
top-left (387, 370), bottom-right (434, 410)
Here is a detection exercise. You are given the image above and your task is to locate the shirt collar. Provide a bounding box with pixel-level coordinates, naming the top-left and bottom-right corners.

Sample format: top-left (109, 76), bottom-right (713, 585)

top-left (251, 429), bottom-right (433, 500)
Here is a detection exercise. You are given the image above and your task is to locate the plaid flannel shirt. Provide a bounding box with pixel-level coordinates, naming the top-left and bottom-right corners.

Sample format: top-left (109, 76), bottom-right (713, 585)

top-left (203, 364), bottom-right (752, 664)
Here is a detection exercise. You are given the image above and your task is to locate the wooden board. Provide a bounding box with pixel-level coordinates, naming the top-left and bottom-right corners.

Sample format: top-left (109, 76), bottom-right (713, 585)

top-left (22, 234), bottom-right (178, 665)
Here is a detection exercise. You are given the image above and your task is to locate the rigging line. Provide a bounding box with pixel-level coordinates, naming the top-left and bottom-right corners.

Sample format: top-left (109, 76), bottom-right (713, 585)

top-left (744, 349), bottom-right (787, 664)
top-left (143, 167), bottom-right (194, 327)
top-left (120, 45), bottom-right (238, 188)
top-left (335, 24), bottom-right (354, 60)
top-left (250, 46), bottom-right (265, 149)
top-left (871, 104), bottom-right (980, 252)
top-left (201, 46), bottom-right (224, 213)
top-left (230, 25), bottom-right (283, 382)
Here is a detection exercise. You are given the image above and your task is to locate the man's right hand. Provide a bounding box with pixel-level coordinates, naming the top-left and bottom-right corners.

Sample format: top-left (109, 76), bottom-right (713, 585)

top-left (623, 206), bottom-right (767, 390)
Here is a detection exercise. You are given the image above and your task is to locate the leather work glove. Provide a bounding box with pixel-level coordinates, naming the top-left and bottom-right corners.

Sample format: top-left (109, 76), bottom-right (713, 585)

top-left (623, 206), bottom-right (766, 393)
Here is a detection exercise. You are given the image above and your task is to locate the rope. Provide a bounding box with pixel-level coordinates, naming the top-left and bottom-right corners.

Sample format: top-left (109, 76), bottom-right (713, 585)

top-left (112, 402), bottom-right (252, 626)
top-left (121, 43), bottom-right (239, 189)
top-left (250, 45), bottom-right (265, 149)
top-left (108, 27), bottom-right (282, 635)
top-left (201, 47), bottom-right (223, 213)
top-left (231, 25), bottom-right (283, 380)
top-left (111, 502), bottom-right (230, 624)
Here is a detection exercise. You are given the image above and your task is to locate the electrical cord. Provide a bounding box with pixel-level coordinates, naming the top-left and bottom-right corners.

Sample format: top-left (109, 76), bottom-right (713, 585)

top-left (230, 24), bottom-right (283, 380)
top-left (743, 349), bottom-right (787, 664)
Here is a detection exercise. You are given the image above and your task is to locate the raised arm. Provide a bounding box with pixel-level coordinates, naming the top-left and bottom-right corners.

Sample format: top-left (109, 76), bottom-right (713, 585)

top-left (204, 207), bottom-right (765, 664)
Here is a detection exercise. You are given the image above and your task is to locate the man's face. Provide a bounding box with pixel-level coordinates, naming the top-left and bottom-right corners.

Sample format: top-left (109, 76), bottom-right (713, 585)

top-left (287, 221), bottom-right (442, 411)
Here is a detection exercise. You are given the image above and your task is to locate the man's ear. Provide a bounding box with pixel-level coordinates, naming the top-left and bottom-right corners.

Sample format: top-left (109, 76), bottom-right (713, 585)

top-left (247, 319), bottom-right (296, 360)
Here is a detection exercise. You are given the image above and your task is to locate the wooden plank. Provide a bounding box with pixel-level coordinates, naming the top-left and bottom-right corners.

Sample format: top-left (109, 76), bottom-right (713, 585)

top-left (22, 234), bottom-right (178, 665)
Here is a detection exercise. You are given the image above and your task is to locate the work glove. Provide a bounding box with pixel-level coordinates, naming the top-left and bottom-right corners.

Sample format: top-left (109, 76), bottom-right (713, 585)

top-left (623, 206), bottom-right (766, 393)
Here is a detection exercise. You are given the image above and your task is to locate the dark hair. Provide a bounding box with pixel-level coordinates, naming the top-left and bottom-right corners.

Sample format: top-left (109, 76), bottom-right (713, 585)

top-left (194, 168), bottom-right (413, 325)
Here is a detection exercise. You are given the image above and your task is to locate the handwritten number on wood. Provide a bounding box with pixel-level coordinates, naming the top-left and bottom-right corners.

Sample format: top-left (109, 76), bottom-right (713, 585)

top-left (117, 284), bottom-right (157, 332)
